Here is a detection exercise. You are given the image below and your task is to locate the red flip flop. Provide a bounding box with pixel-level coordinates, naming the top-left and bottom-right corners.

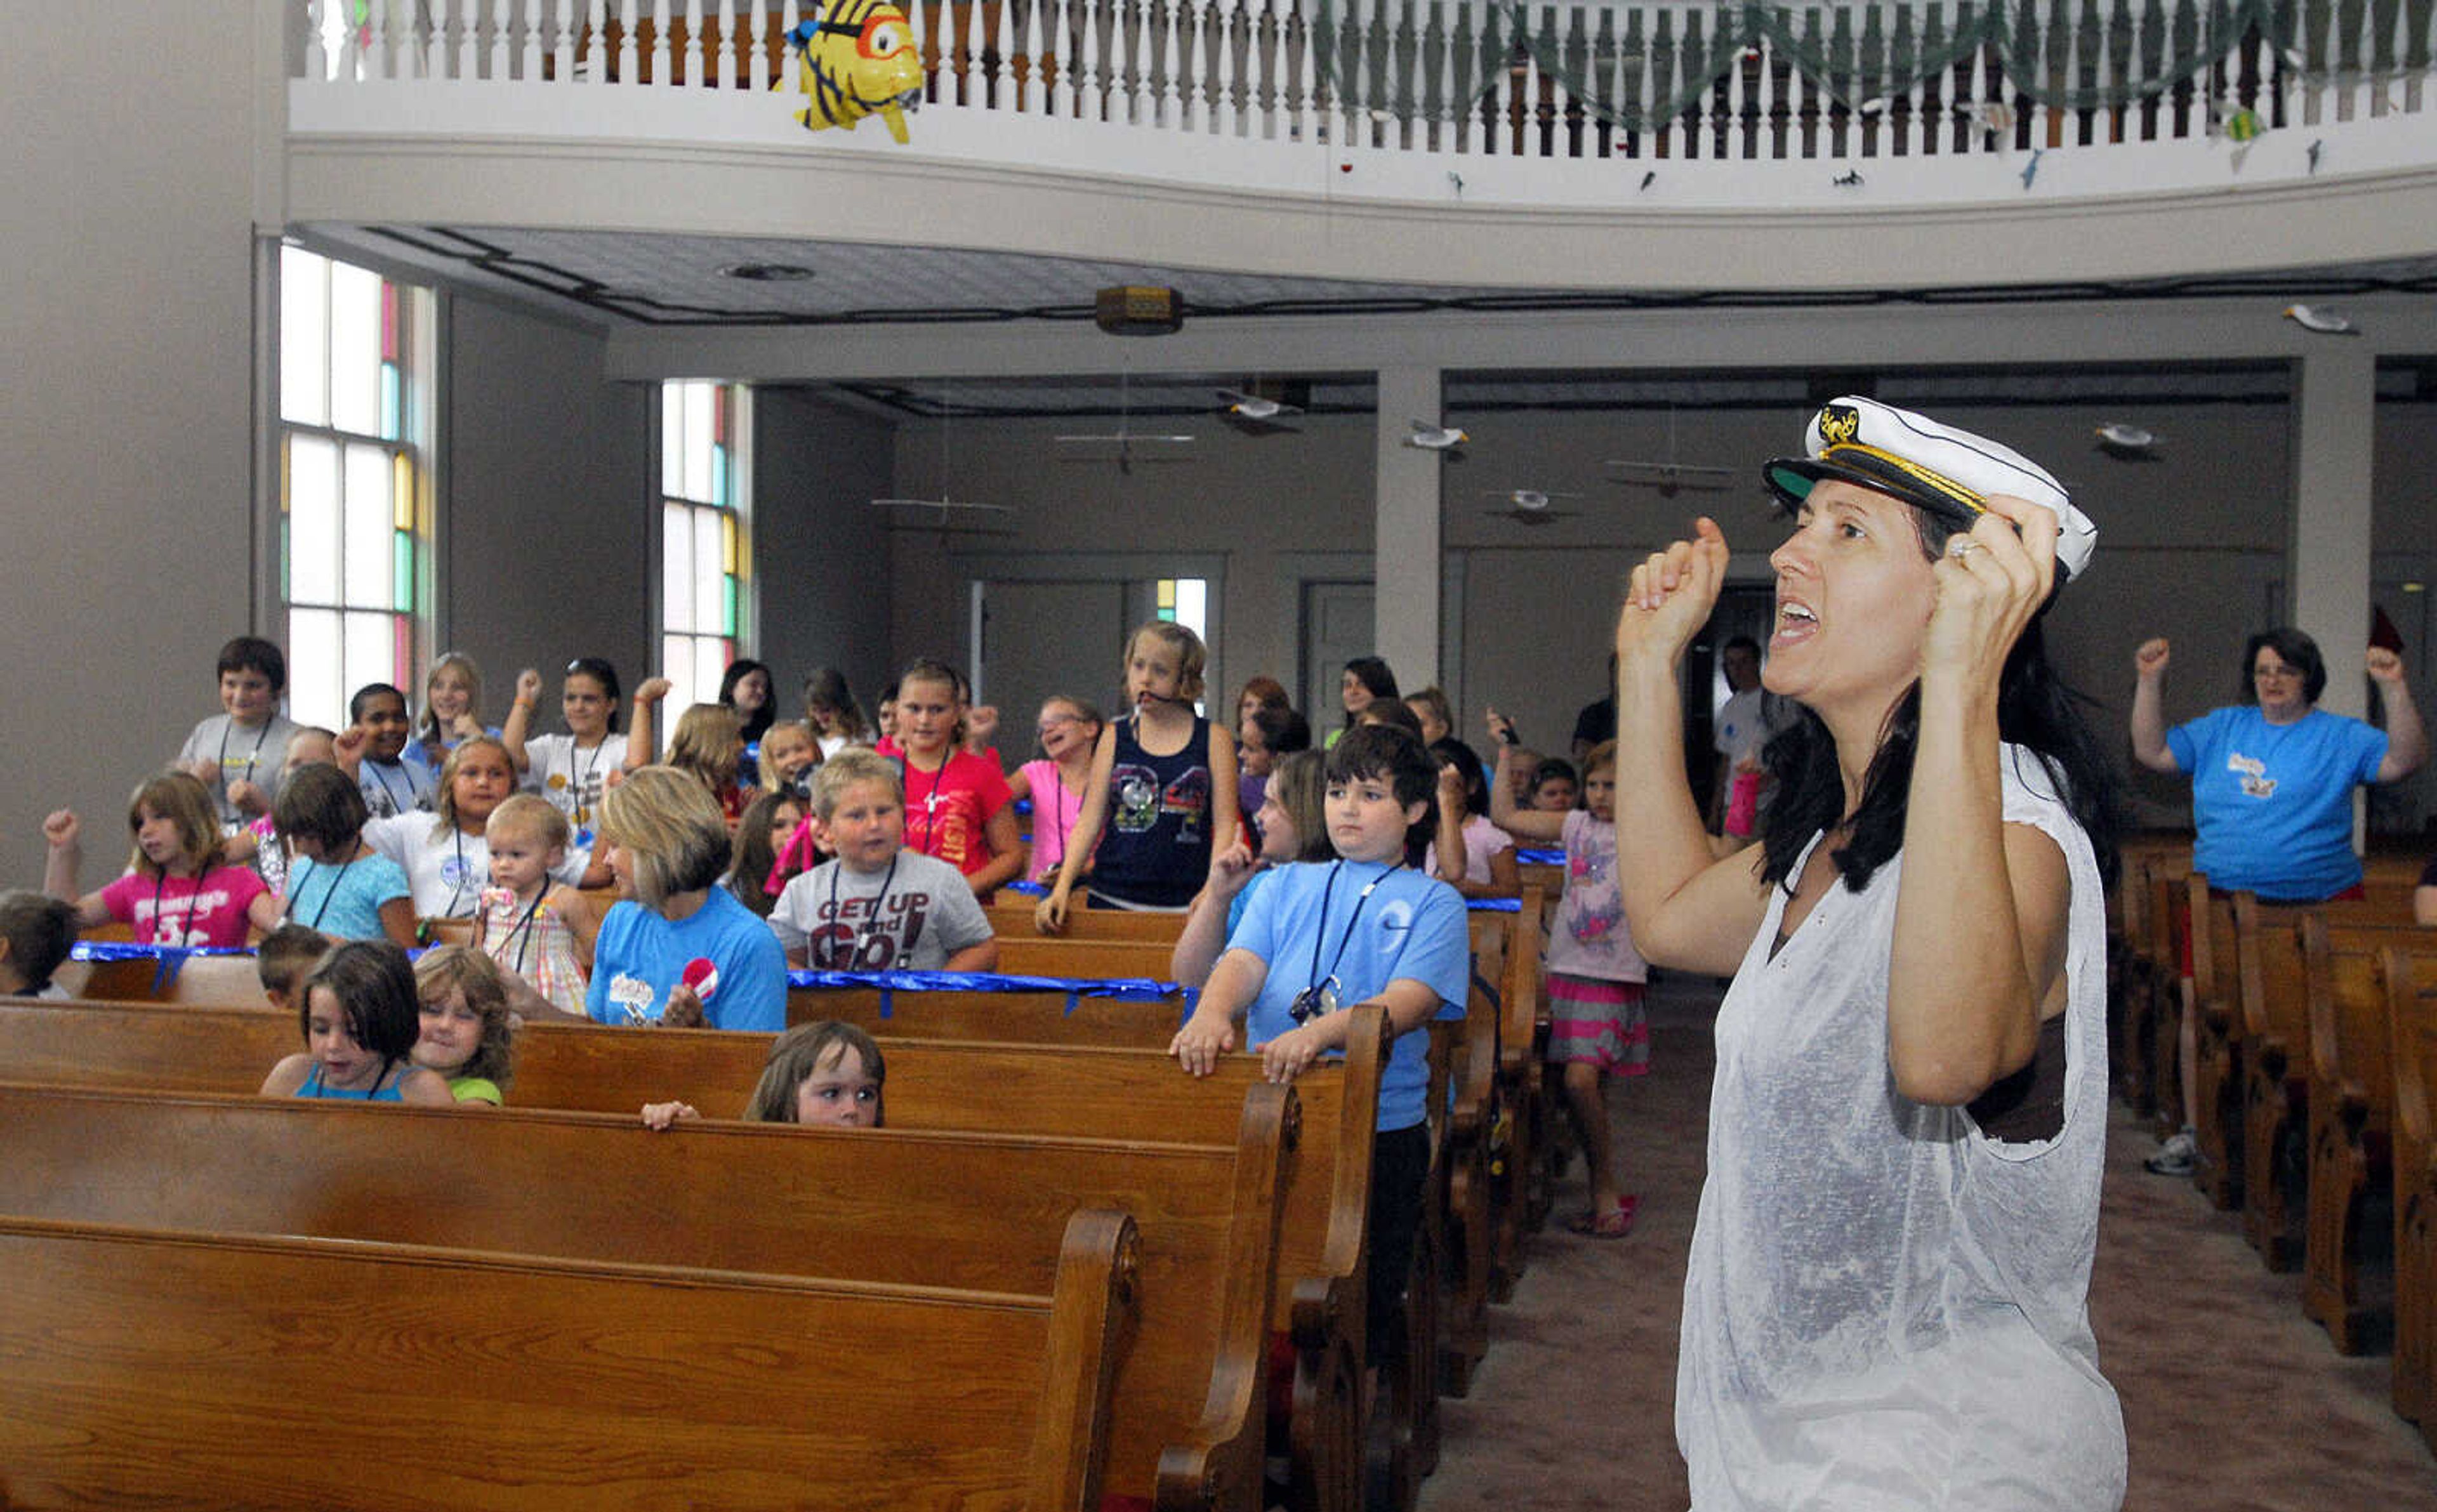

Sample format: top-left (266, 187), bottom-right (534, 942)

top-left (1567, 1194), bottom-right (1639, 1240)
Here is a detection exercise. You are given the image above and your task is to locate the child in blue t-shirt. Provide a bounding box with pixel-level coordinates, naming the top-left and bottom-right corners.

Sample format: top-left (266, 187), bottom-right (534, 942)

top-left (1169, 723), bottom-right (1469, 1386)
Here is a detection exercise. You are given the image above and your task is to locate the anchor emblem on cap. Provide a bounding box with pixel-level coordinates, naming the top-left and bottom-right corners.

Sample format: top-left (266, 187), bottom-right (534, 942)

top-left (1818, 404), bottom-right (1862, 447)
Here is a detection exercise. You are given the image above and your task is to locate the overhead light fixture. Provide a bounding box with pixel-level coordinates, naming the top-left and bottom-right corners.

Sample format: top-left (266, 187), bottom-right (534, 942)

top-left (720, 263), bottom-right (816, 282)
top-left (1095, 286), bottom-right (1184, 336)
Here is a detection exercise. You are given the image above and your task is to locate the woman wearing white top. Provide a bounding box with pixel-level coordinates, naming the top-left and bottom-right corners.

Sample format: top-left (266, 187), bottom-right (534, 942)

top-left (1613, 397), bottom-right (2127, 1510)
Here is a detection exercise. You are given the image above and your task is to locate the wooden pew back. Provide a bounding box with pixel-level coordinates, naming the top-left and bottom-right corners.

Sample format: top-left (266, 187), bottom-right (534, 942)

top-left (0, 1081), bottom-right (1291, 1509)
top-left (0, 1211), bottom-right (1135, 1511)
top-left (991, 902), bottom-right (1191, 943)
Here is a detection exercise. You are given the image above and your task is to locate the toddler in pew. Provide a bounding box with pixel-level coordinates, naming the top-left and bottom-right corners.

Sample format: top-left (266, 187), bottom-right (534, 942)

top-left (256, 924), bottom-right (333, 1013)
top-left (768, 750), bottom-right (998, 974)
top-left (258, 940), bottom-right (455, 1105)
top-left (0, 890), bottom-right (79, 998)
top-left (1036, 622), bottom-right (1239, 924)
top-left (270, 764), bottom-right (418, 948)
top-left (411, 945), bottom-right (517, 1106)
top-left (473, 794), bottom-right (594, 1017)
top-left (642, 1020), bottom-right (886, 1131)
top-left (1169, 725), bottom-right (1469, 1386)
top-left (43, 772), bottom-right (282, 948)
top-left (1487, 727), bottom-right (1646, 1239)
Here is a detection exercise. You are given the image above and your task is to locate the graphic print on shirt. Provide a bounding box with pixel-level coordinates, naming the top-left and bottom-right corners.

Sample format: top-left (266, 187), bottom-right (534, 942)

top-left (804, 888), bottom-right (934, 971)
top-left (140, 886), bottom-right (236, 947)
top-left (1111, 763), bottom-right (1161, 833)
top-left (1160, 766), bottom-right (1212, 845)
top-left (2228, 751), bottom-right (2278, 799)
top-left (1566, 843), bottom-right (1624, 948)
top-left (605, 971), bottom-right (659, 1024)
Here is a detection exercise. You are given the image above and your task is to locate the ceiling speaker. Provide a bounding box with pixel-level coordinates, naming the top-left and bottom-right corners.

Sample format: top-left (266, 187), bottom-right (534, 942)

top-left (1095, 286), bottom-right (1185, 336)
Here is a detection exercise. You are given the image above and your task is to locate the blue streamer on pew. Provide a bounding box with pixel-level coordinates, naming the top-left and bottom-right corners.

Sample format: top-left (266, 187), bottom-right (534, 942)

top-left (1003, 879), bottom-right (1050, 897)
top-left (787, 968), bottom-right (1179, 1003)
top-left (70, 940), bottom-right (251, 993)
top-left (1516, 846), bottom-right (1564, 867)
top-left (1465, 897), bottom-right (1521, 912)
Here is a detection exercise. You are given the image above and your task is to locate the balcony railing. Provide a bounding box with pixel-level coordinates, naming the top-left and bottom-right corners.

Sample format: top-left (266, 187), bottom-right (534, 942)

top-left (297, 0), bottom-right (2431, 164)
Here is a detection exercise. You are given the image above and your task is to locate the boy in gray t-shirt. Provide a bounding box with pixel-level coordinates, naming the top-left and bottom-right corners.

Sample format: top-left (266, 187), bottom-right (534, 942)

top-left (767, 749), bottom-right (998, 974)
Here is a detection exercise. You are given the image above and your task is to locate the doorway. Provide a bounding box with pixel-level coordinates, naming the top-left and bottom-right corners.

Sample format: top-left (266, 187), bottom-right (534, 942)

top-left (1300, 580), bottom-right (1375, 733)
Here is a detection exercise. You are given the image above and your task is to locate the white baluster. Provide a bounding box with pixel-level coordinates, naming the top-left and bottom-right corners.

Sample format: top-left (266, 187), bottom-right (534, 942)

top-left (991, 0), bottom-right (1013, 109)
top-left (492, 0), bottom-right (517, 79)
top-left (456, 0), bottom-right (480, 79)
top-left (681, 0), bottom-right (702, 85)
top-left (1338, 0), bottom-right (1362, 145)
top-left (518, 0), bottom-right (543, 78)
top-left (1051, 0), bottom-right (1076, 114)
top-left (1727, 17), bottom-right (1750, 160)
top-left (1216, 0), bottom-right (1239, 133)
top-left (964, 0), bottom-right (986, 108)
top-left (1189, 0), bottom-right (1212, 131)
top-left (365, 0), bottom-right (392, 78)
top-left (646, 0), bottom-right (667, 84)
top-left (1965, 16), bottom-right (1990, 156)
top-left (1912, 22), bottom-right (1932, 156)
top-left (1079, 0), bottom-right (1103, 118)
top-left (612, 0), bottom-right (636, 83)
top-left (1295, 0), bottom-right (1316, 139)
top-left (1516, 11), bottom-right (1538, 155)
top-left (2353, 0), bottom-right (2379, 119)
top-left (304, 0), bottom-right (329, 79)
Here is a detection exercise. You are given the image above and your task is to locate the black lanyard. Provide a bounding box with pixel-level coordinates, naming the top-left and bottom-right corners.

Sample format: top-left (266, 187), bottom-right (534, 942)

top-left (216, 719), bottom-right (272, 803)
top-left (1295, 862), bottom-right (1398, 1022)
top-left (906, 756), bottom-right (947, 858)
top-left (442, 828), bottom-right (475, 918)
top-left (365, 761), bottom-right (411, 816)
top-left (149, 871), bottom-right (201, 945)
top-left (829, 851), bottom-right (901, 967)
top-left (569, 739), bottom-right (609, 824)
top-left (496, 885), bottom-right (549, 973)
top-left (287, 852), bottom-right (357, 931)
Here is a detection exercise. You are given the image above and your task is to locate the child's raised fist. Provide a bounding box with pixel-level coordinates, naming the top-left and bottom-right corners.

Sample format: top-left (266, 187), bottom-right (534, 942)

top-left (227, 780), bottom-right (270, 817)
top-left (515, 669), bottom-right (544, 704)
top-left (634, 676), bottom-right (674, 704)
top-left (41, 810), bottom-right (79, 848)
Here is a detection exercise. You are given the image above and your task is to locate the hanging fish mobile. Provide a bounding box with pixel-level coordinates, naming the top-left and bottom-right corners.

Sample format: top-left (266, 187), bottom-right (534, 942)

top-left (781, 0), bottom-right (926, 144)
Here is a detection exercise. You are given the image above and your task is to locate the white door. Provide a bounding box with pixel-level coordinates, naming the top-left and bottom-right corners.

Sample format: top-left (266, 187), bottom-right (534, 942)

top-left (1300, 580), bottom-right (1375, 733)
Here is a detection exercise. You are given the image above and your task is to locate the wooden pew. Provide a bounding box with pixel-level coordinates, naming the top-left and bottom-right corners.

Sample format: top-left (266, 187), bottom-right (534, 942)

top-left (0, 999), bottom-right (1385, 1512)
top-left (993, 900), bottom-right (1193, 943)
top-left (1483, 886), bottom-right (1549, 1307)
top-left (2297, 916), bottom-right (2437, 1354)
top-left (2381, 944), bottom-right (2437, 1443)
top-left (2186, 876), bottom-right (2245, 1207)
top-left (0, 1211), bottom-right (1136, 1511)
top-left (0, 1081), bottom-right (1294, 1512)
top-left (996, 935), bottom-right (1184, 980)
top-left (2111, 838), bottom-right (2190, 1115)
top-left (2234, 891), bottom-right (2316, 1268)
top-left (791, 980), bottom-right (1189, 1044)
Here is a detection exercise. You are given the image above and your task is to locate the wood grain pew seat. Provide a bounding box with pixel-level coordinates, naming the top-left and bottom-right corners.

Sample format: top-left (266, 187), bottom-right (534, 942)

top-left (990, 901), bottom-right (1194, 943)
top-left (0, 1081), bottom-right (1296, 1512)
top-left (1488, 885), bottom-right (1551, 1305)
top-left (2297, 917), bottom-right (2437, 1355)
top-left (0, 1210), bottom-right (1135, 1512)
top-left (2380, 945), bottom-right (2437, 1445)
top-left (995, 935), bottom-right (1187, 980)
top-left (0, 1001), bottom-right (1389, 1512)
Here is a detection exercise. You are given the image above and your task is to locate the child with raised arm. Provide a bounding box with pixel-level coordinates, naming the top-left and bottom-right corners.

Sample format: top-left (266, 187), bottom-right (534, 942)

top-left (259, 940), bottom-right (455, 1104)
top-left (176, 636), bottom-right (302, 827)
top-left (1488, 716), bottom-right (1646, 1237)
top-left (0, 891), bottom-right (79, 999)
top-left (44, 773), bottom-right (282, 947)
top-left (1169, 749), bottom-right (1331, 988)
top-left (270, 763), bottom-right (419, 948)
top-left (348, 683), bottom-right (435, 819)
top-left (503, 659), bottom-right (656, 841)
top-left (1168, 725), bottom-right (1468, 1389)
top-left (643, 1020), bottom-right (887, 1130)
top-left (473, 794), bottom-right (595, 1016)
top-left (1035, 622), bottom-right (1238, 926)
top-left (1427, 735), bottom-right (1521, 899)
top-left (769, 750), bottom-right (998, 973)
top-left (412, 945), bottom-right (517, 1105)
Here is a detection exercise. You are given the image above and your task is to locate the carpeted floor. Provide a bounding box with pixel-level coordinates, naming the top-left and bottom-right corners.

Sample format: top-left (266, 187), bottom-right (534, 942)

top-left (1417, 974), bottom-right (2437, 1511)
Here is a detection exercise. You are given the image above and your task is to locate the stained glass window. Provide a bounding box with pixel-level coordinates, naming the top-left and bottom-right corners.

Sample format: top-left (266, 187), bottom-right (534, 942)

top-left (661, 381), bottom-right (751, 713)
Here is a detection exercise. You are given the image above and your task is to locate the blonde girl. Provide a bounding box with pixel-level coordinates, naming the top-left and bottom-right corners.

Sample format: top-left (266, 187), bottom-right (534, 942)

top-left (665, 702), bottom-right (750, 820)
top-left (758, 719), bottom-right (821, 796)
top-left (473, 793), bottom-right (594, 1015)
top-left (411, 943), bottom-right (517, 1105)
top-left (43, 772), bottom-right (281, 948)
top-left (1036, 622), bottom-right (1239, 927)
top-left (1008, 695), bottom-right (1105, 884)
top-left (407, 652), bottom-right (497, 777)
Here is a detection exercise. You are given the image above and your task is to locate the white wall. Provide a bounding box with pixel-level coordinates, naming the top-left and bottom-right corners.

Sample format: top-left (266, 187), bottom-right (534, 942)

top-left (0, 12), bottom-right (265, 879)
top-left (751, 388), bottom-right (897, 723)
top-left (442, 294), bottom-right (654, 719)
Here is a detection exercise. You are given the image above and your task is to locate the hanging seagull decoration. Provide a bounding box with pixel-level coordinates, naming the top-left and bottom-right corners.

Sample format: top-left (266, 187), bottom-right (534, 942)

top-left (2094, 423), bottom-right (2160, 457)
top-left (1217, 389), bottom-right (1303, 423)
top-left (2284, 303), bottom-right (2360, 335)
top-left (1481, 489), bottom-right (1583, 523)
top-left (1407, 419), bottom-right (1470, 450)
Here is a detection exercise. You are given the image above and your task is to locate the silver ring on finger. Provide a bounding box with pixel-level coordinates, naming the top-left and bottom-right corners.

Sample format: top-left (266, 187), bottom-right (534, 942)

top-left (1946, 536), bottom-right (1981, 561)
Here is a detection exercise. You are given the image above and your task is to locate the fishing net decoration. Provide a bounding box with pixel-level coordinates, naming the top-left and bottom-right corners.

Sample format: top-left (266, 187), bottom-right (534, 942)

top-left (1302, 0), bottom-right (2432, 142)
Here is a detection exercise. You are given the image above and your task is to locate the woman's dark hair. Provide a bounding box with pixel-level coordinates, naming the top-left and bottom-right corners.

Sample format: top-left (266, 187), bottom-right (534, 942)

top-left (1759, 510), bottom-right (2125, 895)
top-left (1248, 704), bottom-right (1312, 758)
top-left (718, 659), bottom-right (777, 742)
top-left (1324, 724), bottom-right (1439, 868)
top-left (729, 790), bottom-right (802, 918)
top-left (272, 761), bottom-right (371, 855)
top-left (301, 940), bottom-right (423, 1062)
top-left (1342, 656), bottom-right (1400, 725)
top-left (1430, 736), bottom-right (1492, 818)
top-left (564, 657), bottom-right (625, 732)
top-left (2240, 628), bottom-right (2328, 706)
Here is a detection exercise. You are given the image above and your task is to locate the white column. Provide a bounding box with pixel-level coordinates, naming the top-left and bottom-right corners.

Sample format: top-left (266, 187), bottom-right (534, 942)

top-left (2288, 348), bottom-right (2378, 720)
top-left (1375, 366), bottom-right (1443, 690)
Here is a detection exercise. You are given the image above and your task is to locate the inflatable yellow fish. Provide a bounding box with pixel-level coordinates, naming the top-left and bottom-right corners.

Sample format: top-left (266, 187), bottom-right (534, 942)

top-left (783, 0), bottom-right (925, 144)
